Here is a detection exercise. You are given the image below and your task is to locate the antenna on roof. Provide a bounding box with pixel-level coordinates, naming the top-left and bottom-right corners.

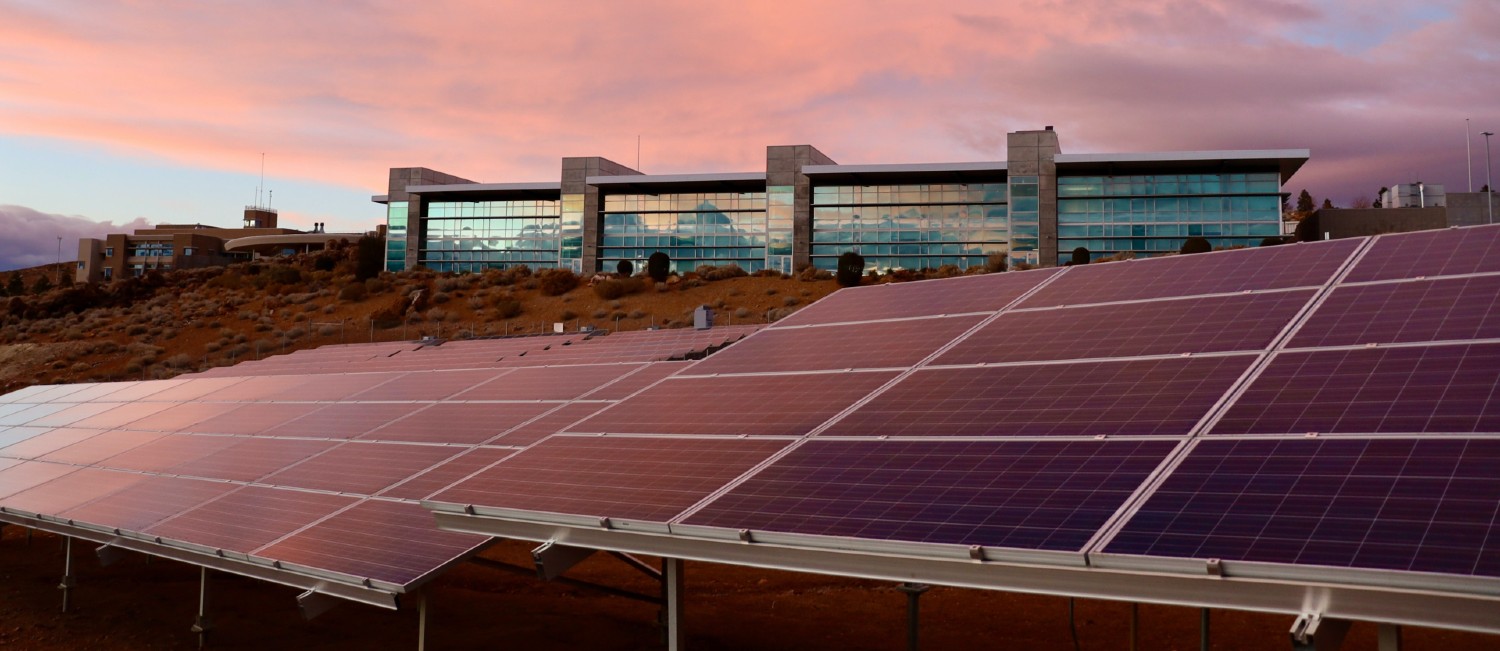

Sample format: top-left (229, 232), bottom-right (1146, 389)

top-left (269, 189), bottom-right (273, 209)
top-left (258, 152), bottom-right (266, 208)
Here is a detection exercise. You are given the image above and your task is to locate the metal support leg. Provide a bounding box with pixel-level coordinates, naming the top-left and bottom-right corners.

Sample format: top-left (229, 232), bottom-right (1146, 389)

top-left (1376, 623), bottom-right (1402, 651)
top-left (1129, 603), bottom-right (1139, 651)
top-left (1200, 608), bottom-right (1209, 651)
top-left (663, 558), bottom-right (685, 651)
top-left (417, 593), bottom-right (428, 651)
top-left (59, 537), bottom-right (75, 613)
top-left (1290, 615), bottom-right (1350, 650)
top-left (896, 583), bottom-right (930, 651)
top-left (191, 567), bottom-right (212, 649)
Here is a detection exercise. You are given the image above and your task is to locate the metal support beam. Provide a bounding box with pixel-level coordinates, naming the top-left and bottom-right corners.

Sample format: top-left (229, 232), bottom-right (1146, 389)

top-left (192, 567), bottom-right (213, 650)
top-left (59, 537), bottom-right (75, 613)
top-left (469, 556), bottom-right (663, 605)
top-left (664, 558), bottom-right (685, 651)
top-left (532, 540), bottom-right (598, 581)
top-left (896, 583), bottom-right (930, 651)
top-left (96, 543), bottom-right (127, 567)
top-left (417, 593), bottom-right (428, 651)
top-left (609, 551), bottom-right (663, 580)
top-left (1129, 603), bottom-right (1139, 651)
top-left (1376, 623), bottom-right (1402, 651)
top-left (298, 589), bottom-right (341, 621)
top-left (1289, 614), bottom-right (1350, 650)
top-left (1200, 608), bottom-right (1210, 651)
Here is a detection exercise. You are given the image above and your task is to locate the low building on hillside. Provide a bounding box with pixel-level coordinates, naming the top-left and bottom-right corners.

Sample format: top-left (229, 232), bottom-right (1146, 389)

top-left (1305, 188), bottom-right (1497, 241)
top-left (75, 207), bottom-right (368, 283)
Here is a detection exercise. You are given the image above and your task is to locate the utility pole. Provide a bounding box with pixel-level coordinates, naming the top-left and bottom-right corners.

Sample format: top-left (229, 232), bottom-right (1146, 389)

top-left (1485, 131), bottom-right (1495, 224)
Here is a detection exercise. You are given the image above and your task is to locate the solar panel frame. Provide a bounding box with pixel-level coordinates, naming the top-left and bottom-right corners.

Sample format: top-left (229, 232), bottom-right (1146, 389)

top-left (1344, 225), bottom-right (1500, 283)
top-left (771, 268), bottom-right (1063, 327)
top-left (688, 315), bottom-right (987, 375)
top-left (1287, 275), bottom-right (1500, 348)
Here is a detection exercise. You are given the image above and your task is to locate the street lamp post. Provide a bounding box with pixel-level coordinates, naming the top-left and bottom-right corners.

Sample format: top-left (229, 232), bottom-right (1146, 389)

top-left (1484, 131), bottom-right (1494, 224)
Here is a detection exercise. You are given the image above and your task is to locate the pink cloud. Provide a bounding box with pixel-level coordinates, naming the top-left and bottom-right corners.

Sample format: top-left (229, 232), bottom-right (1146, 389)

top-left (0, 0), bottom-right (1495, 207)
top-left (0, 205), bottom-right (151, 271)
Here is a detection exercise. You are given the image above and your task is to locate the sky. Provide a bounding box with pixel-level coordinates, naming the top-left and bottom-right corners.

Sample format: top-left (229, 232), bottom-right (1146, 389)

top-left (1, 0), bottom-right (1496, 270)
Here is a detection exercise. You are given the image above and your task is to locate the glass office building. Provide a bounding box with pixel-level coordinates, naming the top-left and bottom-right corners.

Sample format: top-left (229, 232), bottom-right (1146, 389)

top-left (601, 192), bottom-right (767, 273)
top-left (810, 183), bottom-right (1008, 271)
top-left (376, 129), bottom-right (1308, 273)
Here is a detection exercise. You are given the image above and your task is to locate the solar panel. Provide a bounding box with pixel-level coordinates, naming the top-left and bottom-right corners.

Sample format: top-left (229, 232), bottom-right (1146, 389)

top-left (348, 369), bottom-right (513, 401)
top-left (39, 429), bottom-right (166, 466)
top-left (1211, 344), bottom-right (1500, 435)
top-left (581, 362), bottom-right (688, 400)
top-left (1021, 239), bottom-right (1361, 309)
top-left (260, 403), bottom-right (426, 440)
top-left (379, 447), bottom-right (515, 500)
top-left (1289, 275), bottom-right (1500, 348)
top-left (257, 373), bottom-right (403, 401)
top-left (773, 269), bottom-right (1062, 327)
top-left (491, 402), bottom-right (613, 446)
top-left (823, 357), bottom-right (1253, 438)
top-left (1345, 226), bottom-right (1500, 283)
top-left (0, 427), bottom-right (107, 459)
top-left (168, 437), bottom-right (338, 482)
top-left (97, 434), bottom-right (240, 473)
top-left (358, 402), bottom-right (555, 445)
top-left (1, 466), bottom-right (145, 516)
top-left (569, 371), bottom-right (900, 436)
top-left (143, 486), bottom-right (358, 554)
top-left (690, 315), bottom-right (985, 375)
top-left (121, 402), bottom-right (239, 433)
top-left (0, 403), bottom-right (73, 427)
top-left (431, 436), bottom-right (791, 523)
top-left (195, 375), bottom-right (314, 402)
top-left (683, 439), bottom-right (1177, 550)
top-left (1104, 438), bottom-right (1500, 577)
top-left (182, 402), bottom-right (324, 436)
top-left (938, 291), bottom-right (1313, 365)
top-left (254, 500), bottom-right (489, 586)
top-left (140, 377), bottom-right (248, 402)
top-left (452, 364), bottom-right (640, 401)
top-left (67, 401), bottom-right (175, 429)
top-left (58, 475), bottom-right (241, 533)
top-left (259, 442), bottom-right (461, 495)
top-left (0, 461), bottom-right (80, 500)
top-left (19, 402), bottom-right (124, 427)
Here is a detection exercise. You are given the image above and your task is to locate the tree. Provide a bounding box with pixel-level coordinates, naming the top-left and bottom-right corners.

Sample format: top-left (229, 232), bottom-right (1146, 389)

top-left (355, 236), bottom-right (385, 281)
top-left (1296, 189), bottom-right (1315, 214)
top-left (647, 252), bottom-right (671, 282)
top-left (31, 275), bottom-right (53, 295)
top-left (1321, 198), bottom-right (1334, 210)
top-left (5, 273), bottom-right (22, 296)
top-left (1180, 237), bottom-right (1212, 255)
top-left (1068, 247), bottom-right (1090, 266)
top-left (835, 251), bottom-right (864, 287)
top-left (616, 259), bottom-right (634, 277)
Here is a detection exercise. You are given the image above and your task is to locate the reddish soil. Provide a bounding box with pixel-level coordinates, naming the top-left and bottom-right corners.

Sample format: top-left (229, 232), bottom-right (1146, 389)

top-left (0, 528), bottom-right (1493, 650)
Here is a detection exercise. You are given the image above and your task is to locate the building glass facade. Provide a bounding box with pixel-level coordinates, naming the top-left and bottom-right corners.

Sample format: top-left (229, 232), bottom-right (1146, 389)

top-left (385, 201), bottom-right (408, 272)
top-left (766, 185), bottom-right (795, 274)
top-left (601, 192), bottom-right (767, 273)
top-left (1007, 176), bottom-right (1040, 265)
top-left (810, 183), bottom-right (1008, 271)
top-left (560, 194), bottom-right (585, 272)
top-left (1056, 172), bottom-right (1282, 262)
top-left (419, 199), bottom-right (561, 272)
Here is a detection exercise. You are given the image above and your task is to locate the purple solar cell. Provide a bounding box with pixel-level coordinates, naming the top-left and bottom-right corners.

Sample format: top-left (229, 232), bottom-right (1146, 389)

top-left (940, 291), bottom-right (1313, 365)
top-left (685, 439), bottom-right (1177, 550)
top-left (452, 364), bottom-right (638, 401)
top-left (59, 476), bottom-right (240, 532)
top-left (692, 315), bottom-right (985, 375)
top-left (260, 403), bottom-right (425, 440)
top-left (824, 357), bottom-right (1253, 438)
top-left (254, 500), bottom-right (489, 586)
top-left (260, 442), bottom-right (461, 495)
top-left (1, 467), bottom-right (146, 516)
top-left (258, 373), bottom-right (403, 402)
top-left (0, 461), bottom-right (80, 500)
top-left (1022, 239), bottom-right (1361, 309)
top-left (379, 447), bottom-right (516, 500)
top-left (1290, 275), bottom-right (1500, 348)
top-left (580, 363), bottom-right (684, 400)
top-left (0, 428), bottom-right (108, 460)
top-left (773, 269), bottom-right (1062, 327)
top-left (571, 371), bottom-right (899, 436)
top-left (1345, 225), bottom-right (1500, 282)
top-left (0, 403), bottom-right (73, 427)
top-left (122, 402), bottom-right (241, 433)
top-left (1213, 344), bottom-right (1500, 435)
top-left (492, 402), bottom-right (614, 446)
top-left (140, 377), bottom-right (249, 402)
top-left (431, 436), bottom-right (791, 522)
top-left (67, 401), bottom-right (175, 430)
top-left (182, 403), bottom-right (324, 436)
top-left (348, 369), bottom-right (513, 401)
top-left (143, 486), bottom-right (357, 554)
top-left (358, 402), bottom-right (555, 445)
top-left (97, 434), bottom-right (241, 473)
top-left (195, 375), bottom-right (313, 402)
top-left (169, 437), bottom-right (338, 482)
top-left (40, 429), bottom-right (167, 466)
top-left (18, 402), bottom-right (122, 427)
top-left (1105, 438), bottom-right (1500, 577)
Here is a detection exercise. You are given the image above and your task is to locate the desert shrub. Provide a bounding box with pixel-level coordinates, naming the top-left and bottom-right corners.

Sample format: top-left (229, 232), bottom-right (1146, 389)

top-left (593, 279), bottom-right (629, 300)
top-left (798, 266), bottom-right (833, 282)
top-left (266, 266), bottom-right (303, 285)
top-left (783, 296), bottom-right (800, 306)
top-left (628, 310), bottom-right (645, 319)
top-left (126, 324), bottom-right (148, 336)
top-left (765, 288), bottom-right (778, 295)
top-left (432, 291), bottom-right (451, 304)
top-left (1180, 237), bottom-right (1212, 255)
top-left (734, 307), bottom-right (750, 318)
top-left (207, 273), bottom-right (243, 290)
top-left (931, 264), bottom-right (963, 279)
top-left (617, 260), bottom-right (634, 276)
top-left (836, 252), bottom-right (864, 287)
top-left (752, 268), bottom-right (783, 278)
top-left (467, 296), bottom-right (486, 310)
top-left (560, 310), bottom-right (578, 321)
top-left (494, 298), bottom-right (523, 319)
top-left (318, 325), bottom-right (339, 336)
top-left (592, 309), bottom-right (608, 319)
top-left (165, 353), bottom-right (193, 369)
top-left (364, 277), bottom-right (388, 295)
top-left (647, 252), bottom-right (671, 282)
top-left (984, 252), bottom-right (1007, 273)
top-left (680, 278), bottom-right (702, 289)
top-left (313, 256), bottom-right (337, 272)
top-left (285, 327), bottom-right (306, 340)
top-left (536, 269), bottom-right (578, 296)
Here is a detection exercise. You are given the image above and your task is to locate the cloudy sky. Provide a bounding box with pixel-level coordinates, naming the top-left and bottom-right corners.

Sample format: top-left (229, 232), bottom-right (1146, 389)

top-left (1, 0), bottom-right (1496, 270)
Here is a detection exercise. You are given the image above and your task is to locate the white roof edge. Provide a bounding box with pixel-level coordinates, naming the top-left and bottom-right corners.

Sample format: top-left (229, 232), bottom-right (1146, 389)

top-left (1054, 150), bottom-right (1310, 164)
top-left (803, 162), bottom-right (1008, 174)
top-left (406, 182), bottom-right (561, 193)
top-left (587, 172), bottom-right (766, 185)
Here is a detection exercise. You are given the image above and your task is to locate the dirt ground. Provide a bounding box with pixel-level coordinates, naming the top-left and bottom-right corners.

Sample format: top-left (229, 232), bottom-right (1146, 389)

top-left (0, 528), bottom-right (1493, 650)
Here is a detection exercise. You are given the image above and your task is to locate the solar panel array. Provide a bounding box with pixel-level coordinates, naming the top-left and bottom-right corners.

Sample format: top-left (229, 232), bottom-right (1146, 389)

top-left (427, 225), bottom-right (1500, 593)
top-left (8, 224), bottom-right (1500, 613)
top-left (0, 326), bottom-right (751, 601)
